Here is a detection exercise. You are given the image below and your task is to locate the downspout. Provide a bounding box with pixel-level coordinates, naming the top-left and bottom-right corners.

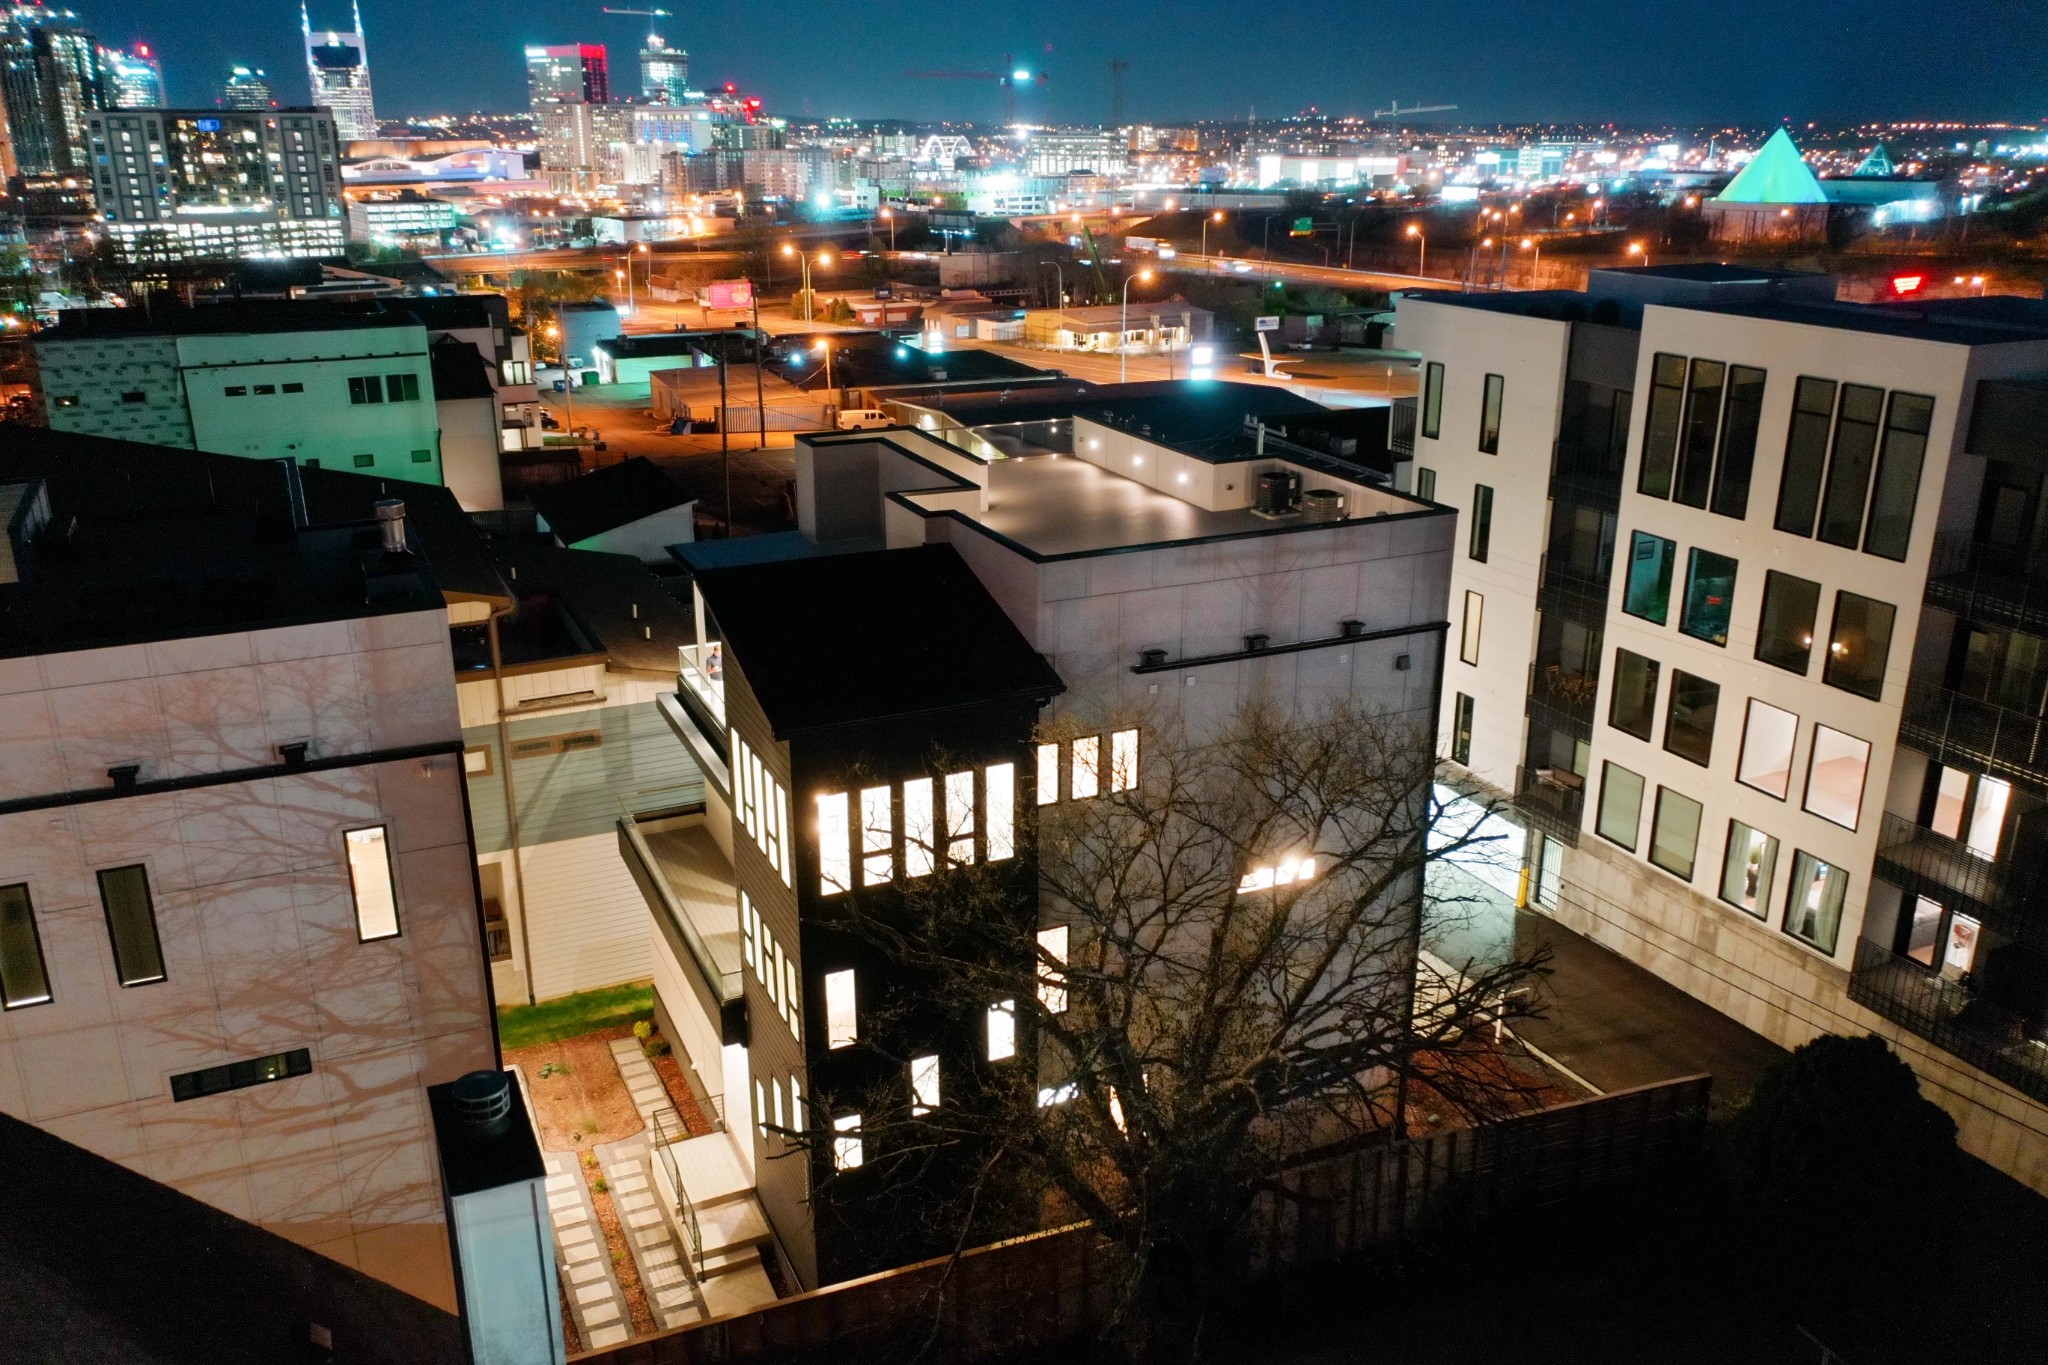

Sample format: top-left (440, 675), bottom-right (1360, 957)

top-left (487, 600), bottom-right (539, 1006)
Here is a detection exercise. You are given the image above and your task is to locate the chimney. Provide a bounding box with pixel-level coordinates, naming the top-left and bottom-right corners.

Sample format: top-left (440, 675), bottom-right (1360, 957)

top-left (1255, 422), bottom-right (1266, 456)
top-left (374, 498), bottom-right (408, 555)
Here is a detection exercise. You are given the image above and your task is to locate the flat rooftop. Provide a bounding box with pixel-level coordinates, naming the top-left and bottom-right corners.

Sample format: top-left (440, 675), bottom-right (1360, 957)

top-left (1687, 296), bottom-right (2048, 345)
top-left (927, 381), bottom-right (1328, 455)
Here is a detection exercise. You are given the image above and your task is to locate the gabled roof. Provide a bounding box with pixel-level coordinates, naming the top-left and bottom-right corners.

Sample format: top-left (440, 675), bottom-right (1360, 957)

top-left (1714, 128), bottom-right (1827, 205)
top-left (529, 457), bottom-right (693, 545)
top-left (693, 544), bottom-right (1064, 736)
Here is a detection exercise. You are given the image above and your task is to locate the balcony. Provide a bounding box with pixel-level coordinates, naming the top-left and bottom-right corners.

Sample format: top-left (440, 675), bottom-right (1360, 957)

top-left (1848, 937), bottom-right (2048, 1107)
top-left (1513, 764), bottom-right (1584, 847)
top-left (1525, 661), bottom-right (1598, 741)
top-left (1390, 396), bottom-right (1416, 458)
top-left (1537, 552), bottom-right (1612, 631)
top-left (1924, 533), bottom-right (2048, 637)
top-left (1548, 440), bottom-right (1627, 515)
top-left (615, 784), bottom-right (748, 1047)
top-left (1898, 680), bottom-right (2048, 792)
top-left (1874, 813), bottom-right (2048, 952)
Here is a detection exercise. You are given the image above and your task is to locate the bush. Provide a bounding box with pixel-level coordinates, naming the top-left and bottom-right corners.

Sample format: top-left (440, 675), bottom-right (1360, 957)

top-left (644, 1038), bottom-right (670, 1058)
top-left (632, 1020), bottom-right (653, 1042)
top-left (592, 1176), bottom-right (609, 1194)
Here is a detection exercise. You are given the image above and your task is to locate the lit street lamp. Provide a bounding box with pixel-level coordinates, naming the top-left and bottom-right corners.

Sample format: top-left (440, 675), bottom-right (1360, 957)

top-left (782, 243), bottom-right (834, 322)
top-left (879, 206), bottom-right (896, 252)
top-left (1406, 222), bottom-right (1426, 278)
top-left (1041, 259), bottom-right (1064, 319)
top-left (1203, 209), bottom-right (1224, 256)
top-left (1521, 235), bottom-right (1540, 284)
top-left (813, 336), bottom-right (835, 394)
top-left (1627, 240), bottom-right (1648, 268)
top-left (1120, 268), bottom-right (1153, 384)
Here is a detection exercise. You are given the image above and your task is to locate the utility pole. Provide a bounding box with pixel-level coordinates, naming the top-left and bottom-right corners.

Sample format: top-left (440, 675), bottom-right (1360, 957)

top-left (718, 339), bottom-right (732, 537)
top-left (751, 285), bottom-right (767, 456)
top-left (1108, 57), bottom-right (1128, 128)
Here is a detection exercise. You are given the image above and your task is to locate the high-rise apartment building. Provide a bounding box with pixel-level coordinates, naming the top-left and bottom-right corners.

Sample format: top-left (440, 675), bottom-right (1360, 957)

top-left (1403, 265), bottom-right (2048, 1195)
top-left (525, 43), bottom-right (609, 108)
top-left (536, 100), bottom-right (631, 196)
top-left (83, 107), bottom-right (345, 261)
top-left (639, 33), bottom-right (687, 104)
top-left (100, 42), bottom-right (161, 109)
top-left (0, 2), bottom-right (106, 175)
top-left (218, 64), bottom-right (273, 110)
top-left (300, 0), bottom-right (375, 142)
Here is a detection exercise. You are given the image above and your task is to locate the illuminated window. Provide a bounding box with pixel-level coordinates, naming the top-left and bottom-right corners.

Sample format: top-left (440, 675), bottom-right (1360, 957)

top-left (986, 763), bottom-right (1015, 861)
top-left (783, 955), bottom-right (800, 1040)
top-left (825, 968), bottom-right (857, 1049)
top-left (817, 791), bottom-right (851, 895)
top-left (344, 826), bottom-right (400, 941)
top-left (97, 865), bottom-right (165, 987)
top-left (0, 883), bottom-right (51, 1010)
top-left (1109, 729), bottom-right (1139, 792)
top-left (833, 1113), bottom-right (863, 1170)
top-left (1037, 742), bottom-right (1059, 805)
top-left (741, 891), bottom-right (759, 974)
top-left (1237, 855), bottom-right (1317, 895)
top-left (789, 1075), bottom-right (802, 1133)
top-left (1784, 852), bottom-right (1848, 954)
top-left (904, 778), bottom-right (935, 878)
top-left (1072, 737), bottom-right (1100, 800)
top-left (1804, 726), bottom-right (1870, 831)
top-left (755, 1079), bottom-right (768, 1139)
top-left (1736, 700), bottom-right (1798, 800)
top-left (910, 1055), bottom-right (940, 1115)
top-left (1037, 925), bottom-right (1069, 1013)
top-left (986, 999), bottom-right (1017, 1061)
top-left (771, 1075), bottom-right (784, 1136)
top-left (1720, 820), bottom-right (1778, 920)
top-left (945, 770), bottom-right (976, 865)
top-left (861, 786), bottom-right (892, 886)
top-left (1459, 591), bottom-right (1483, 665)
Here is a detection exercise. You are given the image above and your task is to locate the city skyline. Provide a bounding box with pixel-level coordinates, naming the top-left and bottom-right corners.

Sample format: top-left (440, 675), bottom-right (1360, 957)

top-left (61, 0), bottom-right (2048, 124)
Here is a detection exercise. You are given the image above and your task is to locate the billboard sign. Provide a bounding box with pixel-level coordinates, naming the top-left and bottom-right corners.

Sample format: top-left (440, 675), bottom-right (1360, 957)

top-left (703, 279), bottom-right (755, 310)
top-left (1254, 315), bottom-right (1281, 332)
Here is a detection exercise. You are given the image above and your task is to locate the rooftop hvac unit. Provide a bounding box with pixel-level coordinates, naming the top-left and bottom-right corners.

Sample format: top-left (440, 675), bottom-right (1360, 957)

top-left (1301, 488), bottom-right (1346, 523)
top-left (1253, 469), bottom-right (1301, 517)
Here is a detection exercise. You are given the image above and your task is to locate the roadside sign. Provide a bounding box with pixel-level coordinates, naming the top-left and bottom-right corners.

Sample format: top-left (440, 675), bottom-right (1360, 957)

top-left (1290, 216), bottom-right (1314, 236)
top-left (1255, 315), bottom-right (1281, 332)
top-left (704, 280), bottom-right (754, 309)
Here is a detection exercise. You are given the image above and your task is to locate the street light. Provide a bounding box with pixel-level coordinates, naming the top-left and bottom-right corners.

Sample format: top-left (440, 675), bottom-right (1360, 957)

top-left (1627, 240), bottom-right (1648, 268)
top-left (813, 336), bottom-right (835, 394)
top-left (1120, 268), bottom-right (1153, 384)
top-left (1521, 236), bottom-right (1540, 284)
top-left (1040, 259), bottom-right (1064, 319)
top-left (1203, 209), bottom-right (1224, 256)
top-left (1406, 222), bottom-right (1425, 277)
top-left (879, 206), bottom-right (896, 252)
top-left (782, 244), bottom-right (833, 322)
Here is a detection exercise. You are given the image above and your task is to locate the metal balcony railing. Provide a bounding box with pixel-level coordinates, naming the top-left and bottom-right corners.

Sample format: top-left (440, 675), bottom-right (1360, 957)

top-left (1898, 680), bottom-right (2048, 792)
top-left (1924, 533), bottom-right (2048, 638)
top-left (1537, 551), bottom-right (1612, 630)
top-left (1390, 396), bottom-right (1417, 458)
top-left (1847, 938), bottom-right (2048, 1106)
top-left (1525, 660), bottom-right (1598, 740)
top-left (1513, 764), bottom-right (1585, 846)
top-left (1873, 813), bottom-right (2048, 952)
top-left (1547, 439), bottom-right (1627, 513)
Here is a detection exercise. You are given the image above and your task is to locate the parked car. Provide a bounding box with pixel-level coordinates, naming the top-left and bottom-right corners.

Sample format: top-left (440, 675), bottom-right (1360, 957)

top-left (539, 409), bottom-right (561, 430)
top-left (835, 408), bottom-right (893, 430)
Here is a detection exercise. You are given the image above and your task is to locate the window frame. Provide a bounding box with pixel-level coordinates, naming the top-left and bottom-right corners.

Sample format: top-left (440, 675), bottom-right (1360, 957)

top-left (1450, 692), bottom-right (1474, 765)
top-left (1661, 670), bottom-right (1719, 768)
top-left (1478, 373), bottom-right (1504, 454)
top-left (1719, 819), bottom-right (1779, 920)
top-left (1862, 391), bottom-right (1934, 562)
top-left (1754, 570), bottom-right (1821, 676)
top-left (1821, 590), bottom-right (1895, 702)
top-left (1469, 483), bottom-right (1494, 562)
top-left (1607, 648), bottom-right (1660, 742)
top-left (1774, 375), bottom-right (1838, 537)
top-left (1596, 761), bottom-right (1646, 852)
top-left (1783, 850), bottom-right (1849, 955)
top-left (823, 968), bottom-right (858, 1049)
top-left (1459, 590), bottom-right (1483, 666)
top-left (1637, 352), bottom-right (1687, 500)
top-left (1421, 361), bottom-right (1444, 440)
top-left (1735, 698), bottom-right (1799, 801)
top-left (1648, 786), bottom-right (1704, 882)
top-left (96, 863), bottom-right (166, 988)
top-left (1802, 724), bottom-right (1872, 832)
top-left (1621, 531), bottom-right (1676, 626)
top-left (986, 998), bottom-right (1018, 1062)
top-left (1678, 547), bottom-right (1738, 648)
top-left (343, 825), bottom-right (401, 943)
top-left (0, 882), bottom-right (52, 1010)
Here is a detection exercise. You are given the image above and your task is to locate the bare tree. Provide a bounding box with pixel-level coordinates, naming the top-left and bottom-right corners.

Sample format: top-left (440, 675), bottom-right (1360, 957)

top-left (799, 700), bottom-right (1550, 1357)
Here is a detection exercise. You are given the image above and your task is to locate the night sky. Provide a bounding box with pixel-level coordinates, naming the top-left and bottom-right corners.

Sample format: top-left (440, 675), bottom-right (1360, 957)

top-left (81, 0), bottom-right (2048, 125)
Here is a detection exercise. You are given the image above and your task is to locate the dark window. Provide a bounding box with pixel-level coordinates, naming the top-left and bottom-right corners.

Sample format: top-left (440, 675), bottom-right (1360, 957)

top-left (1711, 365), bottom-right (1766, 519)
top-left (387, 373), bottom-right (421, 402)
top-left (1622, 532), bottom-right (1676, 624)
top-left (1638, 352), bottom-right (1686, 499)
top-left (409, 448), bottom-right (433, 463)
top-left (1649, 788), bottom-right (1704, 881)
top-left (1608, 649), bottom-right (1661, 740)
top-left (0, 883), bottom-right (51, 1009)
top-left (1775, 376), bottom-right (1837, 536)
top-left (1672, 358), bottom-right (1724, 509)
top-left (352, 453), bottom-right (375, 468)
top-left (349, 375), bottom-right (383, 405)
top-left (1817, 383), bottom-right (1885, 548)
top-left (120, 390), bottom-right (146, 403)
top-left (96, 865), bottom-right (166, 987)
top-left (1469, 484), bottom-right (1493, 562)
top-left (1415, 467), bottom-right (1436, 501)
top-left (1451, 693), bottom-right (1474, 764)
top-left (169, 1048), bottom-right (312, 1103)
top-left (1863, 392), bottom-right (1934, 561)
top-left (1822, 591), bottom-right (1896, 701)
top-left (282, 381), bottom-right (304, 394)
top-left (1663, 671), bottom-right (1720, 767)
top-left (1597, 762), bottom-right (1645, 851)
top-left (253, 383), bottom-right (275, 395)
top-left (1680, 548), bottom-right (1737, 647)
top-left (1421, 362), bottom-right (1443, 439)
top-left (223, 386), bottom-right (247, 397)
top-left (1478, 373), bottom-right (1504, 454)
top-left (1756, 571), bottom-right (1821, 674)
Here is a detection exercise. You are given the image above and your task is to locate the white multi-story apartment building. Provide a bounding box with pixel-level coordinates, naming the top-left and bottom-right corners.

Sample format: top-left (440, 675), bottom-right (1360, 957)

top-left (1401, 265), bottom-right (2048, 1193)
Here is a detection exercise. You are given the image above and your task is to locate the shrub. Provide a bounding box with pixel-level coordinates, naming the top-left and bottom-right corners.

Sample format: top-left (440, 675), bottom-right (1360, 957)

top-left (644, 1038), bottom-right (671, 1058)
top-left (592, 1176), bottom-right (609, 1194)
top-left (632, 1020), bottom-right (653, 1042)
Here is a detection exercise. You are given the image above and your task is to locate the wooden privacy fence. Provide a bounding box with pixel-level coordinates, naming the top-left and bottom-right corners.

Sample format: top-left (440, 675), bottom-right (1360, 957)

top-left (573, 1074), bottom-right (1712, 1365)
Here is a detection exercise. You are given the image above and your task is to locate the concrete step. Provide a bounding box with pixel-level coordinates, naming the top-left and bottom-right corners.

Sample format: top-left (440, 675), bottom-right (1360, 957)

top-left (696, 1194), bottom-right (771, 1256)
top-left (699, 1259), bottom-right (777, 1318)
top-left (695, 1243), bottom-right (762, 1279)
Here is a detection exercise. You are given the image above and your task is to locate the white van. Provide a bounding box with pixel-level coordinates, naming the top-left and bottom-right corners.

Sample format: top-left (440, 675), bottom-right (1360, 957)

top-left (835, 408), bottom-right (894, 430)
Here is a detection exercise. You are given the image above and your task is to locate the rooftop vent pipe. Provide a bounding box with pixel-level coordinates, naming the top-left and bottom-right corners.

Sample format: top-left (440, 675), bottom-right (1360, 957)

top-left (374, 498), bottom-right (407, 555)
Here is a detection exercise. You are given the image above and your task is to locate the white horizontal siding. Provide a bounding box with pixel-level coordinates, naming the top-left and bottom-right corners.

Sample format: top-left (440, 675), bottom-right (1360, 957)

top-left (519, 832), bottom-right (655, 1000)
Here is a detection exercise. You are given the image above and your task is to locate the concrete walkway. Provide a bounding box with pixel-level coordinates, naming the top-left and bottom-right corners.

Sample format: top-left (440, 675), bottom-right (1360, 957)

top-left (597, 1134), bottom-right (706, 1331)
top-left (542, 1150), bottom-right (631, 1350)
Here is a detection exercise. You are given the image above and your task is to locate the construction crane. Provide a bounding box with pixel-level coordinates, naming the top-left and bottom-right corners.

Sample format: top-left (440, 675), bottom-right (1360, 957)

top-left (601, 7), bottom-right (671, 42)
top-left (899, 55), bottom-right (1047, 126)
top-left (1373, 100), bottom-right (1457, 120)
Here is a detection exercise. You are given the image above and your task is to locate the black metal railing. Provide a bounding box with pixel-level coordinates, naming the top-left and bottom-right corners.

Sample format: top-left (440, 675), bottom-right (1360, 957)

top-left (1525, 660), bottom-right (1598, 740)
top-left (1513, 764), bottom-right (1584, 846)
top-left (1899, 680), bottom-right (2048, 791)
top-left (1874, 813), bottom-right (2048, 951)
top-left (1537, 552), bottom-right (1612, 631)
top-left (1547, 439), bottom-right (1627, 513)
top-left (1924, 533), bottom-right (2048, 638)
top-left (1390, 396), bottom-right (1417, 458)
top-left (1847, 938), bottom-right (2048, 1106)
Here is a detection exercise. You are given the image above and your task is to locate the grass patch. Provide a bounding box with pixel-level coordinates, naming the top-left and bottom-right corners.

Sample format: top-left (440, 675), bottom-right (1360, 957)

top-left (498, 982), bottom-right (652, 1050)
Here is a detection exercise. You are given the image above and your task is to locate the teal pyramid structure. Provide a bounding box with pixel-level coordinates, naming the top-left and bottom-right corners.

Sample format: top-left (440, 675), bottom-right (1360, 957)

top-left (1853, 143), bottom-right (1896, 177)
top-left (1714, 128), bottom-right (1827, 205)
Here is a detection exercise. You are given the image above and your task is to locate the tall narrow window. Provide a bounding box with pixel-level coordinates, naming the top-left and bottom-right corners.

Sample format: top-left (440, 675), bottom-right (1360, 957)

top-left (1421, 361), bottom-right (1444, 439)
top-left (986, 763), bottom-right (1015, 861)
top-left (1460, 591), bottom-right (1483, 665)
top-left (756, 1079), bottom-right (768, 1139)
top-left (1679, 548), bottom-right (1737, 647)
top-left (1071, 737), bottom-right (1101, 800)
top-left (97, 865), bottom-right (165, 987)
top-left (1755, 571), bottom-right (1821, 675)
top-left (1597, 762), bottom-right (1645, 851)
top-left (1864, 392), bottom-right (1933, 561)
top-left (1672, 358), bottom-right (1725, 509)
top-left (1775, 376), bottom-right (1838, 536)
top-left (1450, 692), bottom-right (1474, 764)
top-left (1784, 852), bottom-right (1848, 954)
top-left (1720, 821), bottom-right (1779, 919)
top-left (986, 999), bottom-right (1017, 1061)
top-left (741, 891), bottom-right (759, 974)
top-left (1478, 373), bottom-right (1504, 454)
top-left (1817, 383), bottom-right (1885, 548)
top-left (1638, 352), bottom-right (1687, 499)
top-left (944, 771), bottom-right (976, 865)
top-left (1036, 742), bottom-right (1059, 806)
top-left (344, 826), bottom-right (400, 941)
top-left (1822, 591), bottom-right (1895, 702)
top-left (1736, 699), bottom-right (1799, 800)
top-left (1607, 649), bottom-right (1660, 742)
top-left (1469, 484), bottom-right (1494, 562)
top-left (816, 791), bottom-right (852, 895)
top-left (824, 968), bottom-right (857, 1049)
top-left (0, 883), bottom-right (51, 1010)
top-left (1416, 467), bottom-right (1437, 502)
top-left (1109, 730), bottom-right (1139, 792)
top-left (833, 1113), bottom-right (863, 1170)
top-left (909, 1055), bottom-right (940, 1115)
top-left (1649, 788), bottom-right (1704, 881)
top-left (860, 786), bottom-right (892, 887)
top-left (1663, 671), bottom-right (1719, 767)
top-left (789, 1074), bottom-right (802, 1132)
top-left (1967, 776), bottom-right (2011, 860)
top-left (1804, 725), bottom-right (1871, 831)
top-left (1037, 925), bottom-right (1069, 1013)
top-left (1622, 532), bottom-right (1675, 625)
top-left (771, 1076), bottom-right (785, 1137)
top-left (1710, 365), bottom-right (1766, 519)
top-left (904, 777), bottom-right (935, 877)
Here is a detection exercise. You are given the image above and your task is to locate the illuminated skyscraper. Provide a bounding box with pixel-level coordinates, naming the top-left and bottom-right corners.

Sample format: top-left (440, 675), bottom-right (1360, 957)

top-left (639, 33), bottom-right (687, 104)
top-left (525, 43), bottom-right (609, 107)
top-left (301, 0), bottom-right (376, 141)
top-left (0, 2), bottom-right (106, 174)
top-left (102, 42), bottom-right (162, 109)
top-left (219, 65), bottom-right (273, 110)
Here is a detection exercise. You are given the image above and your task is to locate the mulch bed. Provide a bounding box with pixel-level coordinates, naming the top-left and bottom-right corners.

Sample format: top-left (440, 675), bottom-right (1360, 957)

top-left (506, 1025), bottom-right (646, 1151)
